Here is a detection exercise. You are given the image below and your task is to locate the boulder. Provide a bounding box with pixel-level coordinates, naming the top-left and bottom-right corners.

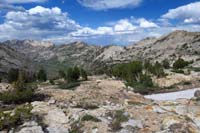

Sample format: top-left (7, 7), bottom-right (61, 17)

top-left (17, 121), bottom-right (44, 133)
top-left (121, 119), bottom-right (143, 129)
top-left (194, 90), bottom-right (200, 98)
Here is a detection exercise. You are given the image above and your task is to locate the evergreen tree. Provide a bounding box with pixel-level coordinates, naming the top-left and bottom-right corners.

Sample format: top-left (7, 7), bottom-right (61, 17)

top-left (72, 66), bottom-right (80, 82)
top-left (173, 58), bottom-right (189, 69)
top-left (37, 69), bottom-right (47, 82)
top-left (8, 68), bottom-right (19, 83)
top-left (80, 69), bottom-right (88, 81)
top-left (66, 67), bottom-right (74, 82)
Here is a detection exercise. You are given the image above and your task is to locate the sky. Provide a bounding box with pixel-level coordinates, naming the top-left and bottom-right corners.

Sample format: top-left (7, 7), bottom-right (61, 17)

top-left (0, 0), bottom-right (200, 45)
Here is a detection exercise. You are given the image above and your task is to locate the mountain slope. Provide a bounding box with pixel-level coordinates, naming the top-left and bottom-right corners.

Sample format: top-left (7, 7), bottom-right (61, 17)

top-left (2, 30), bottom-right (200, 75)
top-left (0, 44), bottom-right (35, 77)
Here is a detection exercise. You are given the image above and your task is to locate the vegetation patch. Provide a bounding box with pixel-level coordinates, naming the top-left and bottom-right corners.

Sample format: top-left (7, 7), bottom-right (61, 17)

top-left (59, 82), bottom-right (80, 90)
top-left (0, 104), bottom-right (33, 130)
top-left (81, 115), bottom-right (101, 122)
top-left (75, 102), bottom-right (99, 110)
top-left (109, 110), bottom-right (129, 131)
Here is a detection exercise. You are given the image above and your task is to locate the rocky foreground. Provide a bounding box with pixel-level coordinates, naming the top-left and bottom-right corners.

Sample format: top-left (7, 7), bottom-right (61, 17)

top-left (1, 76), bottom-right (200, 133)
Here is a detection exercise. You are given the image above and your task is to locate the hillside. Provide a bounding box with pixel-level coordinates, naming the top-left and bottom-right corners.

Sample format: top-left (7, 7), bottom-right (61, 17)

top-left (1, 30), bottom-right (200, 74)
top-left (0, 44), bottom-right (35, 78)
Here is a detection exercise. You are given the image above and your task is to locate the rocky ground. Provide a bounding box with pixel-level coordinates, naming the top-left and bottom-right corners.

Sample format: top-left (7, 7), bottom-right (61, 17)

top-left (1, 75), bottom-right (200, 133)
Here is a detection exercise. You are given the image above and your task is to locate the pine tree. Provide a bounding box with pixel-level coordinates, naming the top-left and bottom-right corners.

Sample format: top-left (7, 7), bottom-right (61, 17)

top-left (8, 68), bottom-right (19, 83)
top-left (37, 69), bottom-right (47, 82)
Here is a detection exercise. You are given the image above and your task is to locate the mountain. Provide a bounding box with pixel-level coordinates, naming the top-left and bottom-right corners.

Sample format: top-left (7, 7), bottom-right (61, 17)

top-left (0, 44), bottom-right (35, 78)
top-left (1, 30), bottom-right (200, 75)
top-left (102, 30), bottom-right (200, 67)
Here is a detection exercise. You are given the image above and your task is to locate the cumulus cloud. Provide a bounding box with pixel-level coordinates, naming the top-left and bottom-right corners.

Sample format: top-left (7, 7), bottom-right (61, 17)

top-left (1, 0), bottom-right (47, 4)
top-left (0, 0), bottom-right (47, 11)
top-left (162, 2), bottom-right (200, 24)
top-left (137, 18), bottom-right (158, 28)
top-left (77, 0), bottom-right (142, 10)
top-left (0, 6), bottom-right (81, 41)
top-left (1, 5), bottom-right (200, 45)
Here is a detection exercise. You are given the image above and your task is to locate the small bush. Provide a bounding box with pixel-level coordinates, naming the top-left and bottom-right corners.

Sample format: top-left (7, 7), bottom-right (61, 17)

top-left (81, 115), bottom-right (101, 122)
top-left (172, 69), bottom-right (184, 74)
top-left (49, 79), bottom-right (55, 85)
top-left (0, 104), bottom-right (33, 130)
top-left (183, 81), bottom-right (192, 85)
top-left (0, 88), bottom-right (35, 104)
top-left (109, 110), bottom-right (129, 131)
top-left (75, 102), bottom-right (99, 110)
top-left (162, 59), bottom-right (170, 69)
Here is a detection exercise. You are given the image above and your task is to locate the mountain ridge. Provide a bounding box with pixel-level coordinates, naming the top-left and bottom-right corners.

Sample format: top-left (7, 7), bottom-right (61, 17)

top-left (1, 30), bottom-right (200, 76)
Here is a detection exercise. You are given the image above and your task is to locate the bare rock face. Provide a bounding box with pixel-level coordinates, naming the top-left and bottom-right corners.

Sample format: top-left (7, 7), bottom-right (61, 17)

top-left (0, 83), bottom-right (14, 93)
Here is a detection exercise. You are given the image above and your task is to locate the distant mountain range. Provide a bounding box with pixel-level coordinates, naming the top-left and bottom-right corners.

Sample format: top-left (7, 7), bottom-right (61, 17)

top-left (1, 30), bottom-right (200, 76)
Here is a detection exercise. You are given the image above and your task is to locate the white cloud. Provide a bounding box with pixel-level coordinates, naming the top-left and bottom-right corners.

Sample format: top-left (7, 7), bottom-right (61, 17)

top-left (0, 6), bottom-right (81, 41)
top-left (162, 2), bottom-right (200, 24)
top-left (114, 19), bottom-right (136, 33)
top-left (2, 0), bottom-right (47, 4)
top-left (0, 0), bottom-right (47, 11)
top-left (0, 4), bottom-right (25, 11)
top-left (137, 18), bottom-right (158, 28)
top-left (77, 0), bottom-right (142, 10)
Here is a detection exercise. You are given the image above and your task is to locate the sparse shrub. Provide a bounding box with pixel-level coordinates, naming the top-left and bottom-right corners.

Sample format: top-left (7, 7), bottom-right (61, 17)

top-left (37, 69), bottom-right (47, 82)
top-left (149, 61), bottom-right (165, 78)
top-left (81, 115), bottom-right (101, 122)
top-left (162, 59), bottom-right (170, 69)
top-left (172, 69), bottom-right (184, 74)
top-left (0, 88), bottom-right (35, 104)
top-left (183, 81), bottom-right (192, 85)
top-left (49, 79), bottom-right (55, 85)
top-left (139, 74), bottom-right (153, 88)
top-left (109, 110), bottom-right (129, 131)
top-left (0, 104), bottom-right (33, 130)
top-left (75, 102), bottom-right (99, 110)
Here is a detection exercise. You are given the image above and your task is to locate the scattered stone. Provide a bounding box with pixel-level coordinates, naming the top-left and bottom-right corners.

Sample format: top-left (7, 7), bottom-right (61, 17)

top-left (121, 119), bottom-right (143, 129)
top-left (17, 121), bottom-right (44, 133)
top-left (48, 99), bottom-right (56, 105)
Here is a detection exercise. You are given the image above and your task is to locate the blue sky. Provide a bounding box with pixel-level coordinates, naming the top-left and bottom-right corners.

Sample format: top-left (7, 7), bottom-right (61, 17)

top-left (0, 0), bottom-right (200, 45)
